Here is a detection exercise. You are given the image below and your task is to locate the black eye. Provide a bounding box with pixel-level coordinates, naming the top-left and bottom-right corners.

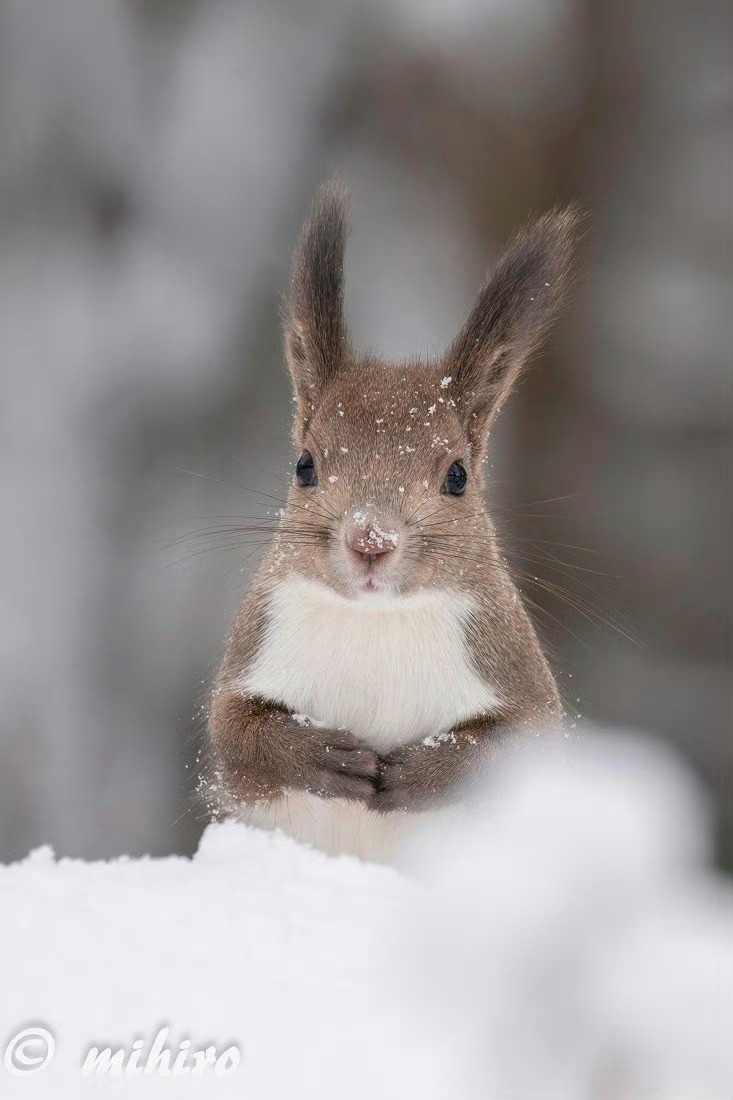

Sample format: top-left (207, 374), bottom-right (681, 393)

top-left (296, 450), bottom-right (318, 488)
top-left (443, 460), bottom-right (467, 496)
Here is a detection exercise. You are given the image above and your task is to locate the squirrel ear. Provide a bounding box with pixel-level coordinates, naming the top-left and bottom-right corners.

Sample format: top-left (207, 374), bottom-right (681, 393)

top-left (284, 178), bottom-right (350, 432)
top-left (447, 205), bottom-right (583, 458)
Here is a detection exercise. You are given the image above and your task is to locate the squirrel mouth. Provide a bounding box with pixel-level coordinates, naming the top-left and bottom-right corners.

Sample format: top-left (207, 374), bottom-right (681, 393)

top-left (358, 571), bottom-right (396, 596)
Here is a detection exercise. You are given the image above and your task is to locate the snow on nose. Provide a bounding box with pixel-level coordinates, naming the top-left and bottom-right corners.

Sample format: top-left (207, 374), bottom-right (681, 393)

top-left (346, 512), bottom-right (399, 558)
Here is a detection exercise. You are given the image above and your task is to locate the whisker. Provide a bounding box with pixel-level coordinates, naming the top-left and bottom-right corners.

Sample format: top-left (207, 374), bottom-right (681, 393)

top-left (414, 535), bottom-right (639, 647)
top-left (161, 522), bottom-right (328, 547)
top-left (174, 466), bottom-right (341, 526)
top-left (411, 511), bottom-right (491, 532)
top-left (512, 571), bottom-right (641, 646)
top-left (160, 530), bottom-right (329, 571)
top-left (520, 592), bottom-right (593, 652)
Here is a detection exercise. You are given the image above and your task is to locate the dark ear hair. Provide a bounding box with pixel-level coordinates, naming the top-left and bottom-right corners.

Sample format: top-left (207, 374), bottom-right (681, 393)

top-left (446, 205), bottom-right (582, 460)
top-left (284, 178), bottom-right (349, 435)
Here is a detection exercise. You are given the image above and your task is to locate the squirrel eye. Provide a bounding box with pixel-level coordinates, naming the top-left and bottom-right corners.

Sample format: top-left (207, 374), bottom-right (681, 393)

top-left (443, 460), bottom-right (467, 496)
top-left (295, 450), bottom-right (318, 488)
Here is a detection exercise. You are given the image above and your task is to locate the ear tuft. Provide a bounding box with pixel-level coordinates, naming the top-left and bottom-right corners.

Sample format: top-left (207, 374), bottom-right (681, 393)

top-left (285, 178), bottom-right (350, 409)
top-left (448, 204), bottom-right (584, 453)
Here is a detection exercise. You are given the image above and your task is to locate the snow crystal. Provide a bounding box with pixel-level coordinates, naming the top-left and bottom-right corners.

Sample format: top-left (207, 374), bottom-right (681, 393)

top-left (367, 523), bottom-right (399, 549)
top-left (439, 376), bottom-right (453, 388)
top-left (422, 730), bottom-right (459, 748)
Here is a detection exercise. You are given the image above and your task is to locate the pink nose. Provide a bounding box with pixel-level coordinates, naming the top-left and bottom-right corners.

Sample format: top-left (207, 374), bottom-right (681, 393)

top-left (347, 526), bottom-right (398, 558)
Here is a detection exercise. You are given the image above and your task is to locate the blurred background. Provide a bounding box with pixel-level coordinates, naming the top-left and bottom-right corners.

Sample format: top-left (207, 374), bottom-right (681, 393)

top-left (0, 0), bottom-right (728, 863)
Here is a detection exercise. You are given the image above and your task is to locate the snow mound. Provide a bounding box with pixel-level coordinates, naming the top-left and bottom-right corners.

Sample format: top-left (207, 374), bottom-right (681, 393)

top-left (1, 728), bottom-right (730, 1099)
top-left (0, 823), bottom-right (432, 1099)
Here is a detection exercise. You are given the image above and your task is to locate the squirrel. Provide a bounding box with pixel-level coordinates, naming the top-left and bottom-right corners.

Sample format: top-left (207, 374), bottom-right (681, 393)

top-left (207, 179), bottom-right (579, 861)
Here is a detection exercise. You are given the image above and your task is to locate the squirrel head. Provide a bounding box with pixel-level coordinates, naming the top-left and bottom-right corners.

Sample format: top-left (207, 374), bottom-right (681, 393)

top-left (277, 179), bottom-right (581, 600)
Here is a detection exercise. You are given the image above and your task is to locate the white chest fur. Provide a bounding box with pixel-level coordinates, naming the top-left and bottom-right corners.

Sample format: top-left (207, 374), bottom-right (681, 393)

top-left (237, 575), bottom-right (499, 751)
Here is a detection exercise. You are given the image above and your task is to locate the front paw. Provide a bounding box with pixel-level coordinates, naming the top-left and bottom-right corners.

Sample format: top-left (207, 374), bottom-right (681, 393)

top-left (373, 733), bottom-right (477, 813)
top-left (296, 725), bottom-right (380, 803)
top-left (210, 693), bottom-right (379, 805)
top-left (372, 744), bottom-right (440, 813)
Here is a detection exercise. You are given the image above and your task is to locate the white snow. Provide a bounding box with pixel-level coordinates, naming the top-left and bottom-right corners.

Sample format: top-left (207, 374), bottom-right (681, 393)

top-left (1, 728), bottom-right (730, 1099)
top-left (406, 731), bottom-right (733, 1099)
top-left (0, 824), bottom-right (430, 1100)
top-left (369, 523), bottom-right (400, 548)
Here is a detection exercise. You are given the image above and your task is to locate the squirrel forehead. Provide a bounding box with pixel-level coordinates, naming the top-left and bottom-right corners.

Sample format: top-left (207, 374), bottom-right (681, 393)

top-left (308, 364), bottom-right (464, 454)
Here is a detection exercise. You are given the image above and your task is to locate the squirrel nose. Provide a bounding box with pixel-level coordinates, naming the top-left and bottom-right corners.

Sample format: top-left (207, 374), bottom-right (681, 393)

top-left (346, 526), bottom-right (398, 558)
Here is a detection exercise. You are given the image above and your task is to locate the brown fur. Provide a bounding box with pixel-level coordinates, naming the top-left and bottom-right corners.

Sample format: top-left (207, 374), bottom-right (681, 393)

top-left (208, 179), bottom-right (580, 815)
